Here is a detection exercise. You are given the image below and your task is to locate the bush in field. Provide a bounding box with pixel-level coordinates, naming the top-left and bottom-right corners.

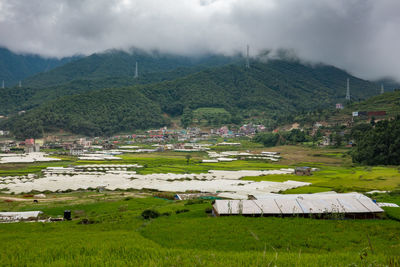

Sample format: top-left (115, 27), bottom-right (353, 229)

top-left (77, 218), bottom-right (98, 225)
top-left (153, 192), bottom-right (175, 200)
top-left (141, 209), bottom-right (160, 219)
top-left (184, 199), bottom-right (204, 205)
top-left (253, 132), bottom-right (279, 147)
top-left (175, 209), bottom-right (189, 214)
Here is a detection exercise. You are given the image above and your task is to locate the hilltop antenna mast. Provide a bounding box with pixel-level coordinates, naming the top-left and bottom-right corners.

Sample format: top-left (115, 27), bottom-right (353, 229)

top-left (134, 61), bottom-right (138, 78)
top-left (345, 78), bottom-right (350, 101)
top-left (380, 84), bottom-right (384, 94)
top-left (245, 45), bottom-right (250, 69)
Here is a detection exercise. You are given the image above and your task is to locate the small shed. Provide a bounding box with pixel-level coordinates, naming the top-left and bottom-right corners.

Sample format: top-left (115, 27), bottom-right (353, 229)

top-left (295, 167), bottom-right (311, 176)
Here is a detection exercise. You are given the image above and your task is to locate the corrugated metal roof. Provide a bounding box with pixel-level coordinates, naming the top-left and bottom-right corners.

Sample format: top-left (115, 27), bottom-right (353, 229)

top-left (213, 193), bottom-right (383, 215)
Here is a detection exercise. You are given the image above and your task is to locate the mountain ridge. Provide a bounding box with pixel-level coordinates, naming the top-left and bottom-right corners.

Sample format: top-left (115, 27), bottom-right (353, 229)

top-left (2, 58), bottom-right (386, 138)
top-left (0, 47), bottom-right (78, 87)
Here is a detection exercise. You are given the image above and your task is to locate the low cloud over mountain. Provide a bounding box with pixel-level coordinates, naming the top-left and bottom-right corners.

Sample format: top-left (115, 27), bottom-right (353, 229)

top-left (1, 0), bottom-right (399, 80)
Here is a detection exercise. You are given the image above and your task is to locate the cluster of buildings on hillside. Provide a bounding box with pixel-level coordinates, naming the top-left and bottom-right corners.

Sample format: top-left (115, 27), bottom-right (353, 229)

top-left (0, 105), bottom-right (391, 151)
top-left (0, 123), bottom-right (269, 154)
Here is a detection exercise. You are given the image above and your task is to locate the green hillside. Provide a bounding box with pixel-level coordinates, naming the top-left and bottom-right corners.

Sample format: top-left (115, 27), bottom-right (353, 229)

top-left (0, 66), bottom-right (230, 114)
top-left (2, 59), bottom-right (384, 138)
top-left (326, 90), bottom-right (400, 124)
top-left (139, 60), bottom-right (380, 116)
top-left (0, 50), bottom-right (239, 114)
top-left (23, 49), bottom-right (237, 88)
top-left (5, 88), bottom-right (168, 138)
top-left (0, 47), bottom-right (76, 87)
top-left (347, 90), bottom-right (400, 115)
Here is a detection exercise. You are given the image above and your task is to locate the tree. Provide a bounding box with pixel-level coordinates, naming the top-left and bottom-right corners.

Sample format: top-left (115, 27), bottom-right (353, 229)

top-left (253, 132), bottom-right (279, 147)
top-left (180, 108), bottom-right (193, 128)
top-left (350, 123), bottom-right (372, 141)
top-left (185, 154), bottom-right (192, 165)
top-left (370, 116), bottom-right (376, 126)
top-left (332, 132), bottom-right (343, 148)
top-left (352, 116), bottom-right (400, 165)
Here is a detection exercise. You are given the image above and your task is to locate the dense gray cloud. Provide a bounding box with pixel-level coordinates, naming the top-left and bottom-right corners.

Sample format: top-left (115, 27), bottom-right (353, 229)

top-left (0, 0), bottom-right (399, 80)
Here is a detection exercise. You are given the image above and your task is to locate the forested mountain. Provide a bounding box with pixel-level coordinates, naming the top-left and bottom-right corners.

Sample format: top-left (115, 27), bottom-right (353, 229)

top-left (5, 88), bottom-right (168, 138)
top-left (0, 65), bottom-right (232, 114)
top-left (140, 60), bottom-right (381, 116)
top-left (23, 49), bottom-right (238, 88)
top-left (0, 49), bottom-right (239, 114)
top-left (0, 47), bottom-right (77, 87)
top-left (2, 58), bottom-right (384, 138)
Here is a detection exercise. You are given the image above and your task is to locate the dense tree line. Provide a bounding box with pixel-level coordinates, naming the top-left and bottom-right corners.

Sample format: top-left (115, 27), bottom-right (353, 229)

top-left (352, 117), bottom-right (400, 165)
top-left (2, 87), bottom-right (168, 139)
top-left (253, 129), bottom-right (309, 147)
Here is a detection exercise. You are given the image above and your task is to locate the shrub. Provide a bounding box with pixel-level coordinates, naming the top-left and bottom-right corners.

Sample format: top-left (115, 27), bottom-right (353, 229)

top-left (175, 209), bottom-right (189, 214)
top-left (153, 192), bottom-right (175, 200)
top-left (141, 209), bottom-right (160, 219)
top-left (205, 207), bottom-right (213, 214)
top-left (77, 218), bottom-right (98, 225)
top-left (185, 199), bottom-right (204, 205)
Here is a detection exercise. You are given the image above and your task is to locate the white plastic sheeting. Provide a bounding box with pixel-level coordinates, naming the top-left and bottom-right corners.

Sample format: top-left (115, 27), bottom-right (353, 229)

top-left (0, 152), bottom-right (61, 164)
top-left (0, 211), bottom-right (42, 221)
top-left (213, 193), bottom-right (384, 215)
top-left (0, 168), bottom-right (308, 195)
top-left (377, 202), bottom-right (399, 208)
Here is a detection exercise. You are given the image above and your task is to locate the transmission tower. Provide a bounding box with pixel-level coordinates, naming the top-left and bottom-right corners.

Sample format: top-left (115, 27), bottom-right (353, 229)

top-left (380, 84), bottom-right (384, 94)
top-left (245, 45), bottom-right (250, 69)
top-left (345, 78), bottom-right (350, 101)
top-left (134, 61), bottom-right (138, 78)
top-left (1, 80), bottom-right (4, 89)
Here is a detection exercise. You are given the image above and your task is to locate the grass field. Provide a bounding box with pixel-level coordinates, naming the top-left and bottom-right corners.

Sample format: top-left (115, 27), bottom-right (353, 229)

top-left (244, 165), bottom-right (400, 193)
top-left (0, 194), bottom-right (399, 266)
top-left (1, 144), bottom-right (400, 266)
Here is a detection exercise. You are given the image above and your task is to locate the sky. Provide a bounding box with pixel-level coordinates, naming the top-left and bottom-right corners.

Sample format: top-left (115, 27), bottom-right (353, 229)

top-left (0, 0), bottom-right (399, 81)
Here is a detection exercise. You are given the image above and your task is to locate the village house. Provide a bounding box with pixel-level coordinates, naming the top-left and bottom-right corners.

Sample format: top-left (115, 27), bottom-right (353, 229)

top-left (295, 167), bottom-right (312, 176)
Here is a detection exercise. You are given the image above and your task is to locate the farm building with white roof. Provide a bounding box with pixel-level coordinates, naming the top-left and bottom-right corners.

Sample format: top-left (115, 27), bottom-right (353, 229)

top-left (212, 192), bottom-right (384, 218)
